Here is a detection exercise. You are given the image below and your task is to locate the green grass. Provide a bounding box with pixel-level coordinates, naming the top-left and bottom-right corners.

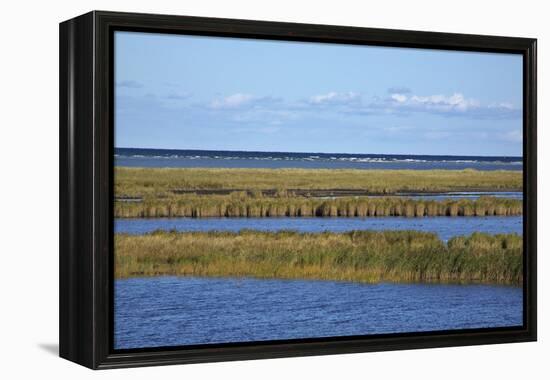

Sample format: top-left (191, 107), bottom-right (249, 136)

top-left (115, 194), bottom-right (522, 218)
top-left (115, 167), bottom-right (522, 197)
top-left (115, 230), bottom-right (523, 285)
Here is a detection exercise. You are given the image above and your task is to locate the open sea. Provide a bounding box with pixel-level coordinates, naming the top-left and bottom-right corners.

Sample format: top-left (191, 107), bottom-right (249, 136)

top-left (115, 148), bottom-right (523, 171)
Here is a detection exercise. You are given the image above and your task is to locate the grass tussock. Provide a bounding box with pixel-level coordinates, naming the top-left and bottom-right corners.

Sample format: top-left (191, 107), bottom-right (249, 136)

top-left (115, 167), bottom-right (522, 197)
top-left (115, 230), bottom-right (523, 285)
top-left (114, 194), bottom-right (522, 218)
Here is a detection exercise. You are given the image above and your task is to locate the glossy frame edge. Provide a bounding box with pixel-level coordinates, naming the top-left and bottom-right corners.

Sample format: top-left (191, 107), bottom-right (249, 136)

top-left (59, 10), bottom-right (537, 370)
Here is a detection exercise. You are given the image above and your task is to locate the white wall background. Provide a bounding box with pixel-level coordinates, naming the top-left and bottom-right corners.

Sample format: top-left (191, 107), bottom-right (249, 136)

top-left (0, 0), bottom-right (547, 377)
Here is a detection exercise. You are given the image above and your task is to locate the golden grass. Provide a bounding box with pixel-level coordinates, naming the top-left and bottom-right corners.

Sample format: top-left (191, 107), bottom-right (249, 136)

top-left (115, 167), bottom-right (522, 197)
top-left (115, 230), bottom-right (523, 285)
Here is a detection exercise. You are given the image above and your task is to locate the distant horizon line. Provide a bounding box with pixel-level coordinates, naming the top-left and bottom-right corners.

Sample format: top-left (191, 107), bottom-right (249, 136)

top-left (114, 146), bottom-right (522, 159)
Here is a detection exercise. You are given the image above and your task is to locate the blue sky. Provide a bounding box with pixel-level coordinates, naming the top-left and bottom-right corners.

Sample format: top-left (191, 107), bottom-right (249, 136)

top-left (115, 31), bottom-right (523, 156)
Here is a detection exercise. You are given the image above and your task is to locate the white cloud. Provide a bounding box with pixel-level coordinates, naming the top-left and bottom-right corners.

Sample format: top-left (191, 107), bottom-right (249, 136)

top-left (204, 90), bottom-right (520, 121)
top-left (406, 93), bottom-right (479, 112)
top-left (390, 93), bottom-right (407, 103)
top-left (309, 91), bottom-right (361, 106)
top-left (310, 92), bottom-right (337, 104)
top-left (209, 93), bottom-right (283, 111)
top-left (307, 90), bottom-right (518, 119)
top-left (489, 102), bottom-right (515, 110)
top-left (374, 92), bottom-right (519, 119)
top-left (210, 93), bottom-right (256, 109)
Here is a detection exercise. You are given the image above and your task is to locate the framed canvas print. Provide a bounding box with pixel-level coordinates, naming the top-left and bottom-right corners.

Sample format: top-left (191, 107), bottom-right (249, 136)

top-left (59, 11), bottom-right (537, 369)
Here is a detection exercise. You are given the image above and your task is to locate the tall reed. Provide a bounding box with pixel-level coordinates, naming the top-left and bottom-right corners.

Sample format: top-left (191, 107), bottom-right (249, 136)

top-left (115, 230), bottom-right (523, 285)
top-left (114, 195), bottom-right (523, 218)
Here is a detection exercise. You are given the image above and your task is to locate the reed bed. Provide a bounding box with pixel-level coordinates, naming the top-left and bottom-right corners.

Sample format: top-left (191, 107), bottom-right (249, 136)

top-left (115, 230), bottom-right (523, 285)
top-left (114, 194), bottom-right (522, 218)
top-left (115, 167), bottom-right (522, 197)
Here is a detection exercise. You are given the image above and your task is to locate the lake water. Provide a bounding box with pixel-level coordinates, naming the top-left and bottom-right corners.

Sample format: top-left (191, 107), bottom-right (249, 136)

top-left (114, 276), bottom-right (522, 349)
top-left (377, 191), bottom-right (523, 200)
top-left (115, 216), bottom-right (523, 241)
top-left (114, 148), bottom-right (524, 350)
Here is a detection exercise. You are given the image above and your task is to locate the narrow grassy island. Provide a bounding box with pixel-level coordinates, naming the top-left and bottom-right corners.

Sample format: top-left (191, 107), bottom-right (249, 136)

top-left (115, 230), bottom-right (523, 285)
top-left (115, 193), bottom-right (522, 218)
top-left (115, 167), bottom-right (523, 197)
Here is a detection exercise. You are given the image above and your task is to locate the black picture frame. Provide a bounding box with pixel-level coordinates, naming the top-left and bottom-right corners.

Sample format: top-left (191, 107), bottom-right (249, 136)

top-left (59, 10), bottom-right (537, 369)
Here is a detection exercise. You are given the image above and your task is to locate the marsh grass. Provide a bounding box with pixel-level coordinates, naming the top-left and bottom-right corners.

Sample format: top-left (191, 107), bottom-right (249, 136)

top-left (114, 194), bottom-right (522, 218)
top-left (115, 167), bottom-right (522, 197)
top-left (115, 230), bottom-right (523, 285)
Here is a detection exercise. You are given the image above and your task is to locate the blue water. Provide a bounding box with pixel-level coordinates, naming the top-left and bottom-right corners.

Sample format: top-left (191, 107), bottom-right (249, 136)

top-left (113, 147), bottom-right (524, 350)
top-left (114, 276), bottom-right (523, 349)
top-left (115, 148), bottom-right (522, 171)
top-left (115, 216), bottom-right (523, 241)
top-left (388, 191), bottom-right (523, 200)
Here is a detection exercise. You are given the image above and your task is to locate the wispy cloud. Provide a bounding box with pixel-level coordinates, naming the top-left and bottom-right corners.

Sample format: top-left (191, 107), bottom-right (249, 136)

top-left (390, 93), bottom-right (408, 103)
top-left (205, 89), bottom-right (521, 120)
top-left (370, 91), bottom-right (520, 119)
top-left (380, 92), bottom-right (479, 113)
top-left (210, 93), bottom-right (255, 109)
top-left (117, 89), bottom-right (521, 137)
top-left (202, 89), bottom-right (522, 127)
top-left (204, 93), bottom-right (291, 127)
top-left (308, 91), bottom-right (361, 106)
top-left (209, 93), bottom-right (282, 110)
